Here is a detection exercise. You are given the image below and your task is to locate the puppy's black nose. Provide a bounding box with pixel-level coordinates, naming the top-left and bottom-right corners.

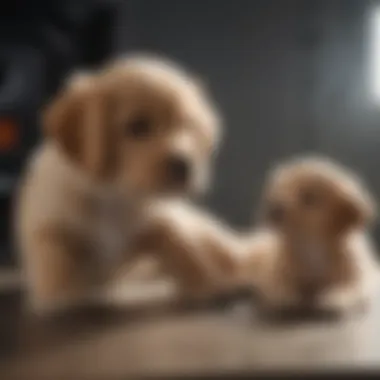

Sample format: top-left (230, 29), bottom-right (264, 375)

top-left (166, 156), bottom-right (190, 184)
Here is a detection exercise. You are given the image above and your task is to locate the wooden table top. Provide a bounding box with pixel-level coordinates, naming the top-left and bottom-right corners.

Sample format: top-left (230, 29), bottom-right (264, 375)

top-left (1, 287), bottom-right (380, 379)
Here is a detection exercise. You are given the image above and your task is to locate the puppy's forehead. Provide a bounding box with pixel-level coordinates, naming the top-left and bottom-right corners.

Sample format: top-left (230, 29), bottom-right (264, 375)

top-left (103, 58), bottom-right (202, 110)
top-left (102, 57), bottom-right (221, 143)
top-left (266, 159), bottom-right (351, 200)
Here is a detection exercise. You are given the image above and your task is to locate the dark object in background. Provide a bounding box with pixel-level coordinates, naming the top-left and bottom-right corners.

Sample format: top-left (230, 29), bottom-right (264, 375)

top-left (0, 0), bottom-right (119, 265)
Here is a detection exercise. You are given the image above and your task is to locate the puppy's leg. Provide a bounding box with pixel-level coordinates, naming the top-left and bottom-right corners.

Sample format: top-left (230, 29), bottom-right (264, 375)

top-left (23, 227), bottom-right (97, 315)
top-left (317, 275), bottom-right (379, 316)
top-left (317, 267), bottom-right (379, 315)
top-left (317, 285), bottom-right (364, 316)
top-left (112, 255), bottom-right (164, 283)
top-left (318, 251), bottom-right (380, 316)
top-left (143, 228), bottom-right (223, 299)
top-left (134, 205), bottom-right (243, 301)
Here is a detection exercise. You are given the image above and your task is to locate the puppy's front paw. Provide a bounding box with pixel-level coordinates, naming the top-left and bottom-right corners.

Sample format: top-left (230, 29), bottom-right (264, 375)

top-left (317, 288), bottom-right (368, 317)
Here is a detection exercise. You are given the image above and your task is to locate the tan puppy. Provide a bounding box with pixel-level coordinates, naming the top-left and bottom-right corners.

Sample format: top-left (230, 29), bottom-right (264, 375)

top-left (15, 54), bottom-right (224, 313)
top-left (241, 156), bottom-right (380, 314)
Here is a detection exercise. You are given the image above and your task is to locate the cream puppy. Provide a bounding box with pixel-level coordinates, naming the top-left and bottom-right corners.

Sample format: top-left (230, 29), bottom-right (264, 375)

top-left (241, 157), bottom-right (380, 315)
top-left (15, 55), bottom-right (224, 313)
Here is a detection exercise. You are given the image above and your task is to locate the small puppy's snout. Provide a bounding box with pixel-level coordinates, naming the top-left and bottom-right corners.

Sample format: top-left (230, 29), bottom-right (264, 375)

top-left (166, 155), bottom-right (190, 184)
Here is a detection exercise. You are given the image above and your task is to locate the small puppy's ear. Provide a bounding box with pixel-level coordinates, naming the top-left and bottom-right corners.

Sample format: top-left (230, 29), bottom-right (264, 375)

top-left (335, 180), bottom-right (376, 231)
top-left (43, 72), bottom-right (118, 180)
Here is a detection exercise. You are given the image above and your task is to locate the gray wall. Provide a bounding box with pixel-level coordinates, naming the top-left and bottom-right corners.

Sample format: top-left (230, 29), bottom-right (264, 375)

top-left (114, 0), bottom-right (380, 234)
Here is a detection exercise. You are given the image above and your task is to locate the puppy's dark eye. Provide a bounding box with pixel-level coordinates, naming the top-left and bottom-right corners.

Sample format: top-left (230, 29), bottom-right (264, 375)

top-left (299, 189), bottom-right (321, 208)
top-left (127, 117), bottom-right (152, 139)
top-left (267, 203), bottom-right (286, 226)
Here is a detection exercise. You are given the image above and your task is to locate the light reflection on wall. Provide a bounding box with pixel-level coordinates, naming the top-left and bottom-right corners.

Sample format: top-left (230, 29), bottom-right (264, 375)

top-left (368, 6), bottom-right (380, 102)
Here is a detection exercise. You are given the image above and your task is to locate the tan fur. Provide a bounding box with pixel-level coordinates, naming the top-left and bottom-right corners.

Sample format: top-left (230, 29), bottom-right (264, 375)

top-left (130, 200), bottom-right (245, 299)
top-left (15, 55), bottom-right (223, 314)
top-left (242, 157), bottom-right (380, 314)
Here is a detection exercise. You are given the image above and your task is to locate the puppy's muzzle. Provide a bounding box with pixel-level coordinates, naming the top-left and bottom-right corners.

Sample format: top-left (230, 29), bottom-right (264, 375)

top-left (165, 155), bottom-right (191, 185)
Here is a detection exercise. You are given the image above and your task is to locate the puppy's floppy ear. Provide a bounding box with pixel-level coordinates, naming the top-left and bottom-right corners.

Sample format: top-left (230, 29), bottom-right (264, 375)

top-left (43, 72), bottom-right (118, 180)
top-left (334, 178), bottom-right (376, 231)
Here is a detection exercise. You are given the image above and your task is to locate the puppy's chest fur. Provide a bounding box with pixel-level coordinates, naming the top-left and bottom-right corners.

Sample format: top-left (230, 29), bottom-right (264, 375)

top-left (88, 195), bottom-right (133, 266)
top-left (283, 240), bottom-right (349, 294)
top-left (27, 144), bottom-right (139, 266)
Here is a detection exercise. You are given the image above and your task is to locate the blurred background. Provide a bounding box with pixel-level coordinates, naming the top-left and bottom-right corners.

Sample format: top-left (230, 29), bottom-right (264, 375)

top-left (2, 0), bottom-right (380, 266)
top-left (1, 0), bottom-right (380, 377)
